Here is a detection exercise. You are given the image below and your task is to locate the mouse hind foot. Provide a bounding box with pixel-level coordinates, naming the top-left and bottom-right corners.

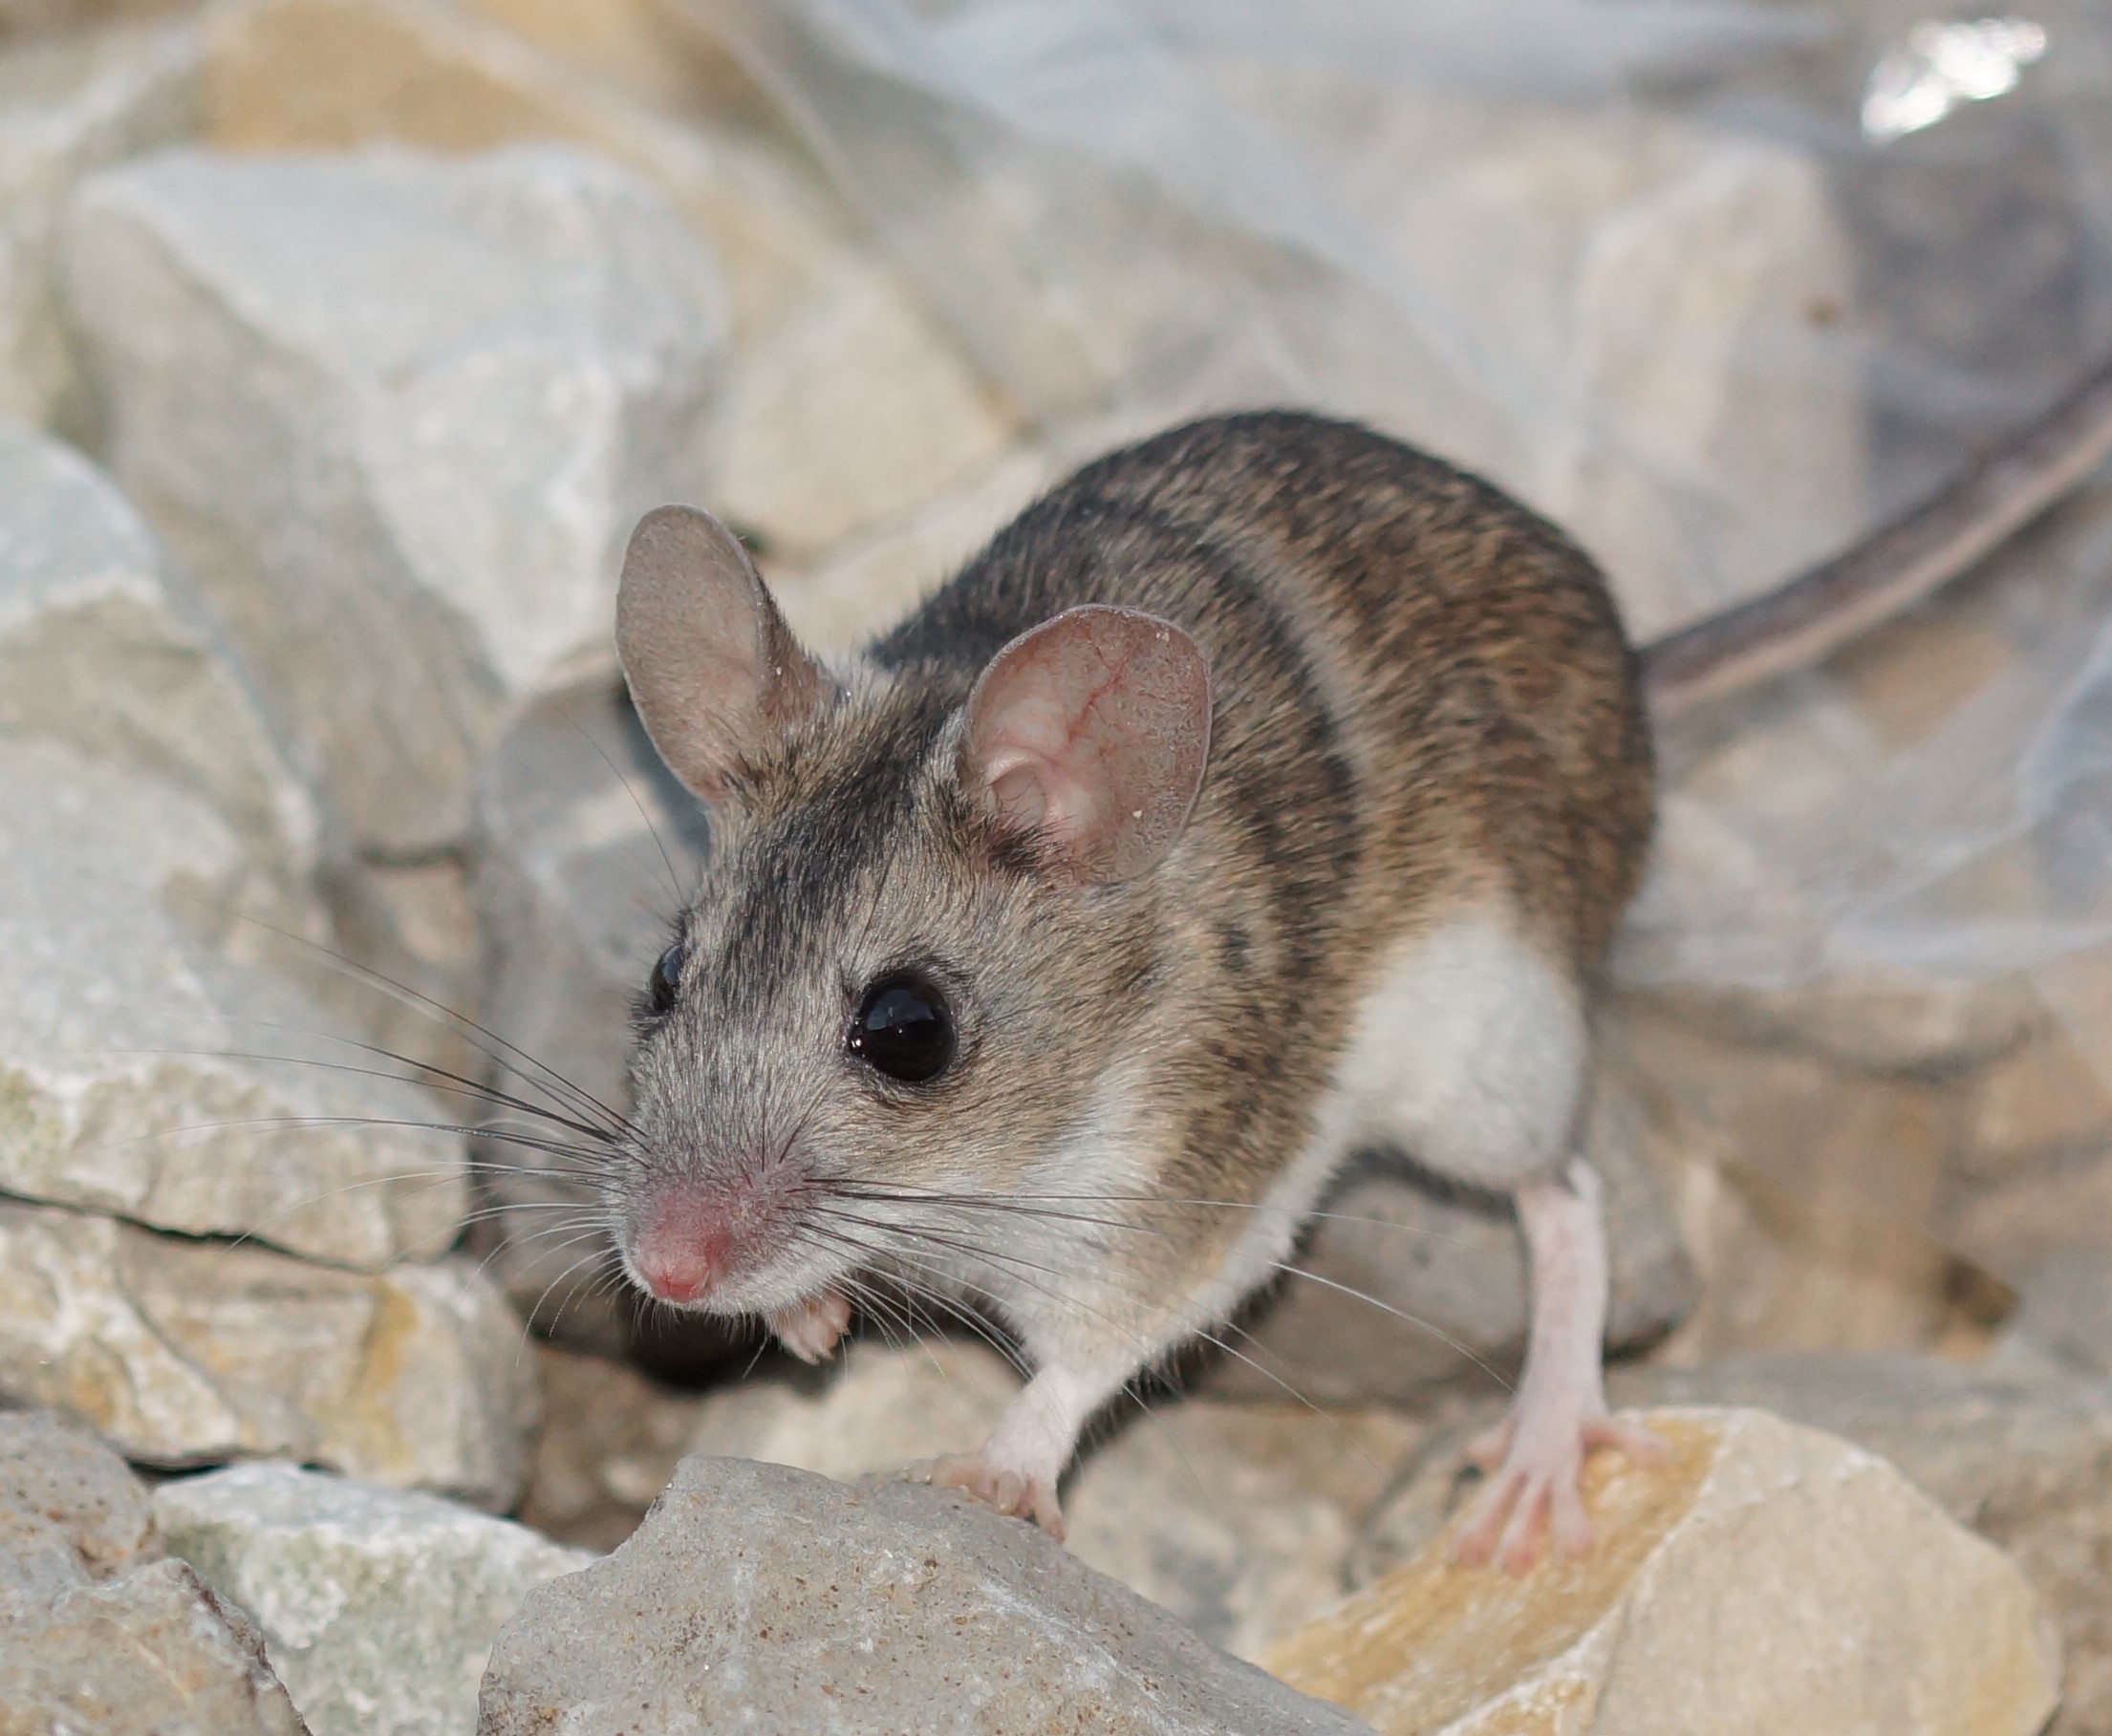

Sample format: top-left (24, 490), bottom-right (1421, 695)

top-left (1450, 1160), bottom-right (1663, 1573)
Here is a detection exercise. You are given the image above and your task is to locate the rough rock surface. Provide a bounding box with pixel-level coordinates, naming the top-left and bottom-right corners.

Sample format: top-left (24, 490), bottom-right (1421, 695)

top-left (0, 415), bottom-right (318, 892)
top-left (1612, 1353), bottom-right (2112, 1736)
top-left (673, 1337), bottom-right (1417, 1662)
top-left (64, 142), bottom-right (727, 853)
top-left (0, 735), bottom-right (462, 1269)
top-left (203, 0), bottom-right (844, 336)
top-left (0, 1408), bottom-right (310, 1736)
top-left (0, 18), bottom-right (200, 427)
top-left (0, 1202), bottom-right (538, 1509)
top-left (3, 1555), bottom-right (312, 1736)
top-left (479, 1453), bottom-right (1368, 1736)
top-left (157, 1462), bottom-right (593, 1736)
top-left (1353, 1353), bottom-right (2109, 1736)
top-left (1203, 1072), bottom-right (1695, 1405)
top-left (0, 1408), bottom-right (159, 1597)
top-left (1274, 1407), bottom-right (2058, 1736)
top-left (701, 250), bottom-right (1020, 559)
top-left (517, 1344), bottom-right (717, 1554)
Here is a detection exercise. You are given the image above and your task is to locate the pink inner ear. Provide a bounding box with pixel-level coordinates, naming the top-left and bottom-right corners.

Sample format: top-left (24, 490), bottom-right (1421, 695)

top-left (964, 606), bottom-right (1212, 883)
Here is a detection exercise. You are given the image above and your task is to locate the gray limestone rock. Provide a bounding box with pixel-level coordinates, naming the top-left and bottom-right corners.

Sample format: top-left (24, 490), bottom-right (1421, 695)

top-left (0, 413), bottom-right (319, 905)
top-left (157, 1463), bottom-right (593, 1736)
top-left (0, 1408), bottom-right (159, 1600)
top-left (677, 1338), bottom-right (1422, 1664)
top-left (478, 1454), bottom-right (1371, 1735)
top-left (0, 1201), bottom-right (538, 1509)
top-left (0, 1408), bottom-right (310, 1736)
top-left (0, 18), bottom-right (200, 428)
top-left (1, 1555), bottom-right (312, 1736)
top-left (0, 736), bottom-right (461, 1268)
top-left (62, 142), bottom-right (727, 854)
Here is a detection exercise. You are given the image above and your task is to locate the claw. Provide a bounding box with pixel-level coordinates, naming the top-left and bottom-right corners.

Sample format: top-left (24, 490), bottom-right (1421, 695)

top-left (767, 1289), bottom-right (851, 1363)
top-left (904, 1453), bottom-right (1065, 1541)
top-left (1451, 1407), bottom-right (1663, 1574)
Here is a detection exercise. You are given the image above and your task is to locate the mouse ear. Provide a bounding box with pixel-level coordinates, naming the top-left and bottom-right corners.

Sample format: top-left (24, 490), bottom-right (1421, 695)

top-left (616, 505), bottom-right (830, 804)
top-left (961, 605), bottom-right (1213, 884)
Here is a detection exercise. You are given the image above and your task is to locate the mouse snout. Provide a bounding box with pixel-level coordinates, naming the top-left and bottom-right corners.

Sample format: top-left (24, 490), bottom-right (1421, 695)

top-left (630, 1199), bottom-right (740, 1305)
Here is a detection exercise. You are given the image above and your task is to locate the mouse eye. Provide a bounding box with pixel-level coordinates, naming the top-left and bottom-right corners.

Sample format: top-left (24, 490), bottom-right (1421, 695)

top-left (647, 941), bottom-right (685, 1018)
top-left (848, 971), bottom-right (956, 1084)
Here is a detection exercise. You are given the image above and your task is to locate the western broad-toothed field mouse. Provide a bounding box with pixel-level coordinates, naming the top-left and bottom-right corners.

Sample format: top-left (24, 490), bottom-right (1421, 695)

top-left (605, 355), bottom-right (2112, 1568)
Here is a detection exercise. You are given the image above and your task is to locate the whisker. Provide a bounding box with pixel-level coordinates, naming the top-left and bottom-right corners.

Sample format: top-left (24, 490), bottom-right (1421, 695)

top-left (561, 705), bottom-right (688, 912)
top-left (227, 914), bottom-right (638, 1139)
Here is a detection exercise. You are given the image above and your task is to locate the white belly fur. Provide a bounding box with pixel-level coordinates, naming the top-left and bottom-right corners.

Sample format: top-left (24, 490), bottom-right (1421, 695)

top-left (1334, 909), bottom-right (1585, 1189)
top-left (1191, 906), bottom-right (1586, 1332)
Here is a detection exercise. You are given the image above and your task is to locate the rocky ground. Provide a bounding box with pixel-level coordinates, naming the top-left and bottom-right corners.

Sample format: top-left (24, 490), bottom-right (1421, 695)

top-left (0, 1), bottom-right (2108, 1732)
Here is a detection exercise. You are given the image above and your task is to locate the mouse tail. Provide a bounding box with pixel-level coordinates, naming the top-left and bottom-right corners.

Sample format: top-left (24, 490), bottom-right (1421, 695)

top-left (1640, 351), bottom-right (2112, 720)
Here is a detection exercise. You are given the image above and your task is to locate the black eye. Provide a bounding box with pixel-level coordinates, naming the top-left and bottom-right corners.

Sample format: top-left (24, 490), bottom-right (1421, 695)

top-left (848, 972), bottom-right (956, 1084)
top-left (648, 941), bottom-right (685, 1018)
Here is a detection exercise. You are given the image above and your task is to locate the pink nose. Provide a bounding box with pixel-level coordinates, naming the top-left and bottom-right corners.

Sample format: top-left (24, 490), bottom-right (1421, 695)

top-left (632, 1213), bottom-right (734, 1305)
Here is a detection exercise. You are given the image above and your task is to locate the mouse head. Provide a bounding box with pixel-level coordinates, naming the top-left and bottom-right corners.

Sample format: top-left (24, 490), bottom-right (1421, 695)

top-left (608, 505), bottom-right (1212, 1320)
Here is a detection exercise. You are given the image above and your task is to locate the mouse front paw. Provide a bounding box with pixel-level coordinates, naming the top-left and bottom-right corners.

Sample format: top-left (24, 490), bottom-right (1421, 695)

top-left (902, 1453), bottom-right (1065, 1542)
top-left (766, 1288), bottom-right (850, 1363)
top-left (1451, 1404), bottom-right (1662, 1574)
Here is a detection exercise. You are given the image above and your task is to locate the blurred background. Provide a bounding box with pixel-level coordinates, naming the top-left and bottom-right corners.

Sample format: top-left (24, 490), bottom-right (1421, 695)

top-left (1, 0), bottom-right (2109, 1708)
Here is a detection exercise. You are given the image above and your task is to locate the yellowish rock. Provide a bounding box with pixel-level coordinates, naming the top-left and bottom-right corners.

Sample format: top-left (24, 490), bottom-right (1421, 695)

top-left (0, 1201), bottom-right (538, 1510)
top-left (700, 252), bottom-right (1022, 560)
top-left (771, 444), bottom-right (1057, 654)
top-left (1266, 1408), bottom-right (2059, 1736)
top-left (203, 0), bottom-right (844, 332)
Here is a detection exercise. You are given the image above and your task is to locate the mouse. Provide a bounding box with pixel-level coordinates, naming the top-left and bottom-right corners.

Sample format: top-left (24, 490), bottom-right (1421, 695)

top-left (603, 354), bottom-right (2112, 1570)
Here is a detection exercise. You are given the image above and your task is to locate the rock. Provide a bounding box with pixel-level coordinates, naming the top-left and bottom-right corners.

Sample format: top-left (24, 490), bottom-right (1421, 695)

top-left (203, 0), bottom-right (840, 335)
top-left (0, 1201), bottom-right (538, 1509)
top-left (466, 672), bottom-right (707, 1346)
top-left (0, 1409), bottom-right (158, 1598)
top-left (1622, 967), bottom-right (2045, 1078)
top-left (1349, 101), bottom-right (1864, 642)
top-left (517, 1343), bottom-right (721, 1553)
top-left (681, 1337), bottom-right (1021, 1478)
top-left (0, 736), bottom-right (463, 1269)
top-left (701, 251), bottom-right (1021, 560)
top-left (478, 1454), bottom-right (1369, 1735)
top-left (156, 1462), bottom-right (592, 1736)
top-left (0, 1408), bottom-right (310, 1736)
top-left (772, 443), bottom-right (1058, 656)
top-left (1961, 1018), bottom-right (2112, 1181)
top-left (2, 1555), bottom-right (312, 1736)
top-left (1275, 1407), bottom-right (2058, 1736)
top-left (452, 0), bottom-right (766, 126)
top-left (2004, 1246), bottom-right (2112, 1380)
top-left (203, 0), bottom-right (1017, 557)
top-left (0, 18), bottom-right (200, 428)
top-left (1357, 1354), bottom-right (2111, 1736)
top-left (1064, 1400), bottom-right (1421, 1665)
top-left (1201, 1070), bottom-right (1695, 1405)
top-left (1609, 1353), bottom-right (2112, 1736)
top-left (677, 1336), bottom-right (1419, 1662)
top-left (1605, 996), bottom-right (1973, 1361)
top-left (63, 142), bottom-right (727, 854)
top-left (0, 415), bottom-right (317, 898)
